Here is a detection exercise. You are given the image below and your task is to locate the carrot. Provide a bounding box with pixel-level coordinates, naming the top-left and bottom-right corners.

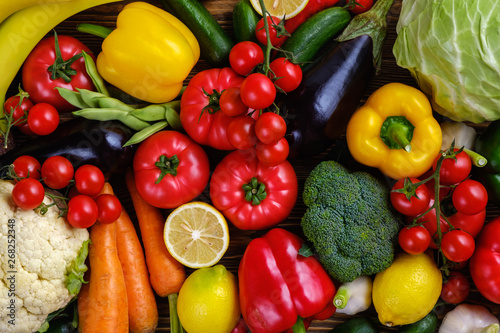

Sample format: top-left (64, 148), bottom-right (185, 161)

top-left (100, 182), bottom-right (159, 333)
top-left (77, 275), bottom-right (90, 333)
top-left (124, 169), bottom-right (186, 297)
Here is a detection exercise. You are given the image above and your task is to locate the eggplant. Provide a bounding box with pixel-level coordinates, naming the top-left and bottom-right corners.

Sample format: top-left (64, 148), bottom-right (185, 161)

top-left (281, 0), bottom-right (395, 159)
top-left (0, 118), bottom-right (136, 178)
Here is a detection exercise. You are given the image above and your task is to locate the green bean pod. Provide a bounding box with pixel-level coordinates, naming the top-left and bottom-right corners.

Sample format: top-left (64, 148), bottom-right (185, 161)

top-left (82, 50), bottom-right (109, 96)
top-left (165, 107), bottom-right (182, 131)
top-left (123, 121), bottom-right (169, 146)
top-left (56, 87), bottom-right (89, 109)
top-left (132, 104), bottom-right (169, 122)
top-left (73, 108), bottom-right (150, 131)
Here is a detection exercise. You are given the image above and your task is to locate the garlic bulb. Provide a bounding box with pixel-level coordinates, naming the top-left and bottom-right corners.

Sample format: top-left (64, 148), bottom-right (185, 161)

top-left (439, 303), bottom-right (499, 333)
top-left (333, 275), bottom-right (372, 315)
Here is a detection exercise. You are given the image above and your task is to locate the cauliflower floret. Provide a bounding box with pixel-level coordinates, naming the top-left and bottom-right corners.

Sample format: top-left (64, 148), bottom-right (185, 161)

top-left (0, 180), bottom-right (89, 333)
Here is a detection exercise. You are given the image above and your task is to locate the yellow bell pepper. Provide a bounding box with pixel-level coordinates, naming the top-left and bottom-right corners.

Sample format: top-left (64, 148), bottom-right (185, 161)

top-left (96, 1), bottom-right (200, 103)
top-left (346, 82), bottom-right (442, 180)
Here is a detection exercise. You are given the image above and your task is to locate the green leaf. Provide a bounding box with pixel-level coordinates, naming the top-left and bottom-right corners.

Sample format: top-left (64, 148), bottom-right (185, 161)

top-left (66, 239), bottom-right (91, 296)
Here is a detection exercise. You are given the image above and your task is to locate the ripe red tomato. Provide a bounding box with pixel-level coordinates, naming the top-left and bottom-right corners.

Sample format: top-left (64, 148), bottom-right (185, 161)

top-left (349, 0), bottom-right (374, 14)
top-left (74, 164), bottom-right (105, 196)
top-left (41, 156), bottom-right (74, 189)
top-left (398, 225), bottom-right (431, 255)
top-left (3, 91), bottom-right (33, 126)
top-left (255, 137), bottom-right (289, 167)
top-left (220, 87), bottom-right (248, 118)
top-left (269, 57), bottom-right (303, 93)
top-left (229, 41), bottom-right (264, 76)
top-left (255, 16), bottom-right (286, 47)
top-left (227, 116), bottom-right (258, 150)
top-left (447, 209), bottom-right (486, 238)
top-left (66, 194), bottom-right (98, 228)
top-left (240, 73), bottom-right (276, 110)
top-left (390, 177), bottom-right (431, 216)
top-left (452, 179), bottom-right (488, 215)
top-left (95, 194), bottom-right (122, 224)
top-left (440, 271), bottom-right (470, 304)
top-left (22, 33), bottom-right (96, 113)
top-left (27, 103), bottom-right (59, 136)
top-left (12, 178), bottom-right (45, 210)
top-left (433, 149), bottom-right (472, 185)
top-left (12, 155), bottom-right (41, 180)
top-left (254, 112), bottom-right (287, 145)
top-left (441, 229), bottom-right (475, 262)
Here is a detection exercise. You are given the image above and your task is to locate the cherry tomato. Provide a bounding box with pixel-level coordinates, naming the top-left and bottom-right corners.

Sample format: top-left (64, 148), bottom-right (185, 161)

top-left (12, 155), bottom-right (41, 180)
top-left (255, 16), bottom-right (286, 47)
top-left (433, 149), bottom-right (472, 185)
top-left (220, 87), bottom-right (248, 118)
top-left (452, 179), bottom-right (488, 215)
top-left (229, 41), bottom-right (265, 76)
top-left (398, 225), bottom-right (431, 255)
top-left (441, 229), bottom-right (475, 262)
top-left (256, 137), bottom-right (289, 167)
top-left (269, 57), bottom-right (302, 93)
top-left (66, 194), bottom-right (98, 228)
top-left (27, 103), bottom-right (59, 136)
top-left (440, 271), bottom-right (470, 304)
top-left (3, 92), bottom-right (33, 126)
top-left (41, 156), bottom-right (74, 189)
top-left (447, 209), bottom-right (486, 238)
top-left (240, 73), bottom-right (276, 110)
top-left (95, 194), bottom-right (122, 224)
top-left (74, 164), bottom-right (105, 196)
top-left (227, 116), bottom-right (258, 150)
top-left (254, 112), bottom-right (287, 145)
top-left (390, 177), bottom-right (431, 216)
top-left (12, 178), bottom-right (45, 210)
top-left (349, 0), bottom-right (374, 14)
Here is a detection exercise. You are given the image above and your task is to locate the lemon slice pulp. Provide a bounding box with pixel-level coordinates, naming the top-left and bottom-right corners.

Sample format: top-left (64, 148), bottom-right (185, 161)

top-left (164, 202), bottom-right (229, 269)
top-left (250, 0), bottom-right (309, 19)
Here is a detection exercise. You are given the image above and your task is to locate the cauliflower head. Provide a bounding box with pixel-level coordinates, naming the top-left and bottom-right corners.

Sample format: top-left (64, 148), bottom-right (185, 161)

top-left (0, 180), bottom-right (89, 333)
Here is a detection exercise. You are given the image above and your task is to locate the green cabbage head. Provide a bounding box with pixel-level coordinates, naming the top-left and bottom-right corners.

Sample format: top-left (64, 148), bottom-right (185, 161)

top-left (393, 0), bottom-right (500, 123)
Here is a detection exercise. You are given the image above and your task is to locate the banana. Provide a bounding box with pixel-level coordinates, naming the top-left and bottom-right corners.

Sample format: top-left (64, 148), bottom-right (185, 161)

top-left (0, 0), bottom-right (122, 132)
top-left (0, 0), bottom-right (73, 24)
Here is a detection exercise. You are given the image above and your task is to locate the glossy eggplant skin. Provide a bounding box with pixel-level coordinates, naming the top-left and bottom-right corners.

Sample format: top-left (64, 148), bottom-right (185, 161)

top-left (0, 118), bottom-right (136, 178)
top-left (281, 34), bottom-right (374, 159)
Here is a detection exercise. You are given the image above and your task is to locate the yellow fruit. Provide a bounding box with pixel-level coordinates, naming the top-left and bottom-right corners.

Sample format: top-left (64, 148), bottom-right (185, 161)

top-left (177, 264), bottom-right (240, 333)
top-left (164, 201), bottom-right (229, 269)
top-left (372, 252), bottom-right (442, 327)
top-left (249, 0), bottom-right (309, 19)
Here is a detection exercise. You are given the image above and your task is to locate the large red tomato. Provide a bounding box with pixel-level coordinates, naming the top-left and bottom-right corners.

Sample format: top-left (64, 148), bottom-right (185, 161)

top-left (180, 67), bottom-right (246, 150)
top-left (22, 32), bottom-right (95, 113)
top-left (133, 131), bottom-right (210, 209)
top-left (209, 148), bottom-right (298, 230)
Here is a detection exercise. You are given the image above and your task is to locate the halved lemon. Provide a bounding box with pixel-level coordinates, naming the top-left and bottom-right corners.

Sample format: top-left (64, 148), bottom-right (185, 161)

top-left (250, 0), bottom-right (309, 19)
top-left (164, 201), bottom-right (229, 269)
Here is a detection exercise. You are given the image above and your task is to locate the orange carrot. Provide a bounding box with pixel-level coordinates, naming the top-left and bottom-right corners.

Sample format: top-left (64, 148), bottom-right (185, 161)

top-left (125, 169), bottom-right (186, 297)
top-left (100, 183), bottom-right (159, 333)
top-left (77, 275), bottom-right (90, 333)
top-left (82, 219), bottom-right (128, 333)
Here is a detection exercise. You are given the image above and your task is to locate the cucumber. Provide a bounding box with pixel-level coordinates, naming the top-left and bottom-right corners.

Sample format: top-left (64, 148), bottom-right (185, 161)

top-left (398, 311), bottom-right (438, 333)
top-left (159, 0), bottom-right (234, 67)
top-left (329, 317), bottom-right (379, 333)
top-left (280, 7), bottom-right (351, 65)
top-left (233, 0), bottom-right (260, 43)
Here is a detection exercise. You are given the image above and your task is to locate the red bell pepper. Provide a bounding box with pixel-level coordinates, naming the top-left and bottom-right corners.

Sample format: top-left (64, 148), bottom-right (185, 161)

top-left (239, 228), bottom-right (336, 333)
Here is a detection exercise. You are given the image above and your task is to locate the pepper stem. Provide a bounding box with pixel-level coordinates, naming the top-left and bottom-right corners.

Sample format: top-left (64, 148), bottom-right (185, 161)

top-left (154, 155), bottom-right (179, 184)
top-left (380, 116), bottom-right (414, 152)
top-left (291, 317), bottom-right (307, 333)
top-left (77, 23), bottom-right (113, 39)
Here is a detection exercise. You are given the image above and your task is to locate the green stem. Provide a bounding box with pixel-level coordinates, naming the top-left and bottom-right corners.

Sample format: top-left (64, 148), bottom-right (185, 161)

top-left (168, 293), bottom-right (185, 333)
top-left (292, 317), bottom-right (307, 333)
top-left (333, 286), bottom-right (350, 309)
top-left (242, 177), bottom-right (267, 205)
top-left (154, 155), bottom-right (180, 184)
top-left (463, 147), bottom-right (487, 167)
top-left (77, 23), bottom-right (113, 39)
top-left (258, 0), bottom-right (272, 75)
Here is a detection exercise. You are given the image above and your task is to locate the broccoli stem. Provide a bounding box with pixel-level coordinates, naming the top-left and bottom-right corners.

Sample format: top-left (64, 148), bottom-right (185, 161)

top-left (333, 286), bottom-right (350, 309)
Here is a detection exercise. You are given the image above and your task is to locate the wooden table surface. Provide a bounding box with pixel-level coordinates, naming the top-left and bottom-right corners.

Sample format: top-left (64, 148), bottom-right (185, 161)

top-left (43, 0), bottom-right (500, 331)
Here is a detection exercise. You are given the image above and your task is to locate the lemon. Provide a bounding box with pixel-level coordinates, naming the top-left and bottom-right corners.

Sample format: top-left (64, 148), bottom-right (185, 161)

top-left (177, 264), bottom-right (240, 333)
top-left (250, 0), bottom-right (309, 19)
top-left (372, 252), bottom-right (442, 327)
top-left (164, 201), bottom-right (229, 269)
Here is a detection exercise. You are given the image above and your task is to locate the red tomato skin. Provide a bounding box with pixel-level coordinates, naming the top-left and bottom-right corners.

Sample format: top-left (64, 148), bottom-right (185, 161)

top-left (180, 67), bottom-right (245, 150)
top-left (433, 149), bottom-right (472, 185)
top-left (66, 194), bottom-right (98, 229)
top-left (440, 271), bottom-right (470, 304)
top-left (22, 35), bottom-right (95, 113)
top-left (12, 178), bottom-right (45, 210)
top-left (255, 16), bottom-right (286, 47)
top-left (95, 194), bottom-right (122, 224)
top-left (390, 177), bottom-right (431, 216)
top-left (452, 179), bottom-right (488, 215)
top-left (447, 209), bottom-right (486, 238)
top-left (254, 112), bottom-right (287, 145)
top-left (349, 0), bottom-right (374, 14)
top-left (74, 164), bottom-right (105, 197)
top-left (209, 149), bottom-right (298, 230)
top-left (227, 116), bottom-right (258, 150)
top-left (133, 131), bottom-right (210, 209)
top-left (220, 87), bottom-right (249, 118)
top-left (269, 57), bottom-right (303, 93)
top-left (4, 94), bottom-right (33, 126)
top-left (398, 226), bottom-right (431, 255)
top-left (255, 137), bottom-right (289, 167)
top-left (27, 103), bottom-right (60, 136)
top-left (229, 41), bottom-right (265, 76)
top-left (441, 230), bottom-right (475, 262)
top-left (240, 73), bottom-right (276, 110)
top-left (41, 156), bottom-right (74, 189)
top-left (12, 155), bottom-right (41, 180)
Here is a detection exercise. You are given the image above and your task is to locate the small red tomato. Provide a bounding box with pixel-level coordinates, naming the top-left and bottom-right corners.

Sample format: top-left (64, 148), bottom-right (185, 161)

top-left (255, 16), bottom-right (286, 47)
top-left (4, 92), bottom-right (33, 126)
top-left (229, 41), bottom-right (264, 76)
top-left (398, 225), bottom-right (431, 254)
top-left (255, 137), bottom-right (289, 167)
top-left (27, 102), bottom-right (59, 136)
top-left (433, 149), bottom-right (472, 185)
top-left (220, 87), bottom-right (249, 118)
top-left (349, 0), bottom-right (374, 14)
top-left (452, 179), bottom-right (488, 215)
top-left (254, 112), bottom-right (287, 145)
top-left (440, 271), bottom-right (470, 304)
top-left (447, 209), bottom-right (486, 238)
top-left (95, 194), bottom-right (122, 224)
top-left (12, 178), bottom-right (45, 210)
top-left (74, 164), bottom-right (105, 196)
top-left (227, 115), bottom-right (258, 150)
top-left (240, 73), bottom-right (276, 110)
top-left (390, 177), bottom-right (431, 216)
top-left (66, 194), bottom-right (98, 228)
top-left (12, 155), bottom-right (41, 180)
top-left (41, 156), bottom-right (74, 189)
top-left (441, 229), bottom-right (475, 262)
top-left (269, 57), bottom-right (302, 93)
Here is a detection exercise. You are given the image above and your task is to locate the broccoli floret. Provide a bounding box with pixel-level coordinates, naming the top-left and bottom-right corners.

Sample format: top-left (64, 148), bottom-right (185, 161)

top-left (301, 160), bottom-right (403, 283)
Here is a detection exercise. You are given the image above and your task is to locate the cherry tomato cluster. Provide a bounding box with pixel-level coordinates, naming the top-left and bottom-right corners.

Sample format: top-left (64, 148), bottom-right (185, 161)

top-left (10, 155), bottom-right (121, 228)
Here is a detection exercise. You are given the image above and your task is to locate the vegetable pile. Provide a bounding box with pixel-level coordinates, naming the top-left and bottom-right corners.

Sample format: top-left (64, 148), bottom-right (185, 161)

top-left (1, 0), bottom-right (500, 332)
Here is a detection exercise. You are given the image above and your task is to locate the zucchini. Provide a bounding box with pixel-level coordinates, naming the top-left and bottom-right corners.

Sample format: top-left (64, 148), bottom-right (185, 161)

top-left (233, 0), bottom-right (260, 43)
top-left (159, 0), bottom-right (234, 67)
top-left (329, 317), bottom-right (379, 333)
top-left (280, 7), bottom-right (351, 64)
top-left (398, 311), bottom-right (438, 333)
